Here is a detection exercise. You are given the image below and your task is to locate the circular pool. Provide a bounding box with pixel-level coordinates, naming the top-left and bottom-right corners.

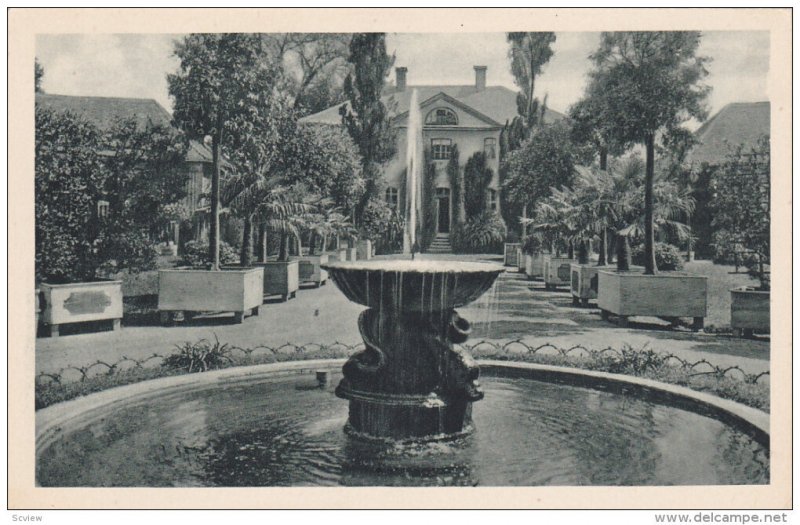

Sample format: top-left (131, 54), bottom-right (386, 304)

top-left (36, 361), bottom-right (769, 487)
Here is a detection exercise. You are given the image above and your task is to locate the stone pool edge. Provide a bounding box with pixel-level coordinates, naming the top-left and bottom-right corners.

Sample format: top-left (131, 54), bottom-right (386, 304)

top-left (36, 358), bottom-right (770, 455)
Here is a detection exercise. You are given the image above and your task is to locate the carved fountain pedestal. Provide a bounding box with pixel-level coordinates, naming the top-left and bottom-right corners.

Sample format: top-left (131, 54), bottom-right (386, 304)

top-left (322, 260), bottom-right (503, 441)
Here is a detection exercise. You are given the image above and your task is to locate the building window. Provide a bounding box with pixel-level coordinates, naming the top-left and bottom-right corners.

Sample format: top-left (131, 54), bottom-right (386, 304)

top-left (431, 138), bottom-right (453, 160)
top-left (97, 200), bottom-right (110, 218)
top-left (484, 138), bottom-right (497, 159)
top-left (488, 189), bottom-right (498, 212)
top-left (425, 107), bottom-right (458, 126)
top-left (385, 187), bottom-right (399, 209)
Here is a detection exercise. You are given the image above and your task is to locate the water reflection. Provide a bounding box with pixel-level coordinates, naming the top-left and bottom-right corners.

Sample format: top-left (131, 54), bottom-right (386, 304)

top-left (37, 373), bottom-right (769, 487)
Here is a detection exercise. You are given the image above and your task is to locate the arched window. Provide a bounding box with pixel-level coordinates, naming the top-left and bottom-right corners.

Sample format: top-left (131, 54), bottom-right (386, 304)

top-left (425, 107), bottom-right (458, 126)
top-left (385, 187), bottom-right (399, 209)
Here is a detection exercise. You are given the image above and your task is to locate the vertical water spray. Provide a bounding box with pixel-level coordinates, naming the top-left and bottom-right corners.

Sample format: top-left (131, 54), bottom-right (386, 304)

top-left (403, 89), bottom-right (423, 257)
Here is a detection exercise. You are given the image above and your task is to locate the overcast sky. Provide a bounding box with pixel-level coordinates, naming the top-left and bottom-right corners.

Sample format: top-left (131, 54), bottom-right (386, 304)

top-left (36, 31), bottom-right (769, 123)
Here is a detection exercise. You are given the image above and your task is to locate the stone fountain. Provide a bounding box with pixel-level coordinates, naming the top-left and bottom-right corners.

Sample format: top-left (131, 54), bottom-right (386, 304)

top-left (323, 260), bottom-right (502, 441)
top-left (322, 89), bottom-right (503, 441)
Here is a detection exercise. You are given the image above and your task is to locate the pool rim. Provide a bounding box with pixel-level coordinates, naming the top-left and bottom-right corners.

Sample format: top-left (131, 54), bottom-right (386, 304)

top-left (36, 358), bottom-right (769, 457)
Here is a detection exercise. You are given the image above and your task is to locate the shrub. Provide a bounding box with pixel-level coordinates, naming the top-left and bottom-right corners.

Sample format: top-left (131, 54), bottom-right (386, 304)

top-left (162, 336), bottom-right (233, 373)
top-left (451, 212), bottom-right (506, 254)
top-left (632, 242), bottom-right (684, 271)
top-left (181, 240), bottom-right (238, 267)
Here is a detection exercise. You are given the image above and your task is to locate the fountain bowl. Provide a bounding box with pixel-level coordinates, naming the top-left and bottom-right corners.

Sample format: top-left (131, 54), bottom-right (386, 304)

top-left (321, 259), bottom-right (504, 312)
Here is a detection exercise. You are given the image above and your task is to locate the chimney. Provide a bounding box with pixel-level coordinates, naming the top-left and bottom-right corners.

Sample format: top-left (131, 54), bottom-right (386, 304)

top-left (474, 66), bottom-right (487, 91)
top-left (396, 67), bottom-right (407, 92)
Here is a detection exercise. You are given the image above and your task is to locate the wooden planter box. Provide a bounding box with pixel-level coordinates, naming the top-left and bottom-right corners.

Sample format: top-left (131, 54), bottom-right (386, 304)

top-left (730, 286), bottom-right (770, 336)
top-left (357, 240), bottom-right (372, 261)
top-left (158, 267), bottom-right (263, 324)
top-left (345, 247), bottom-right (358, 261)
top-left (597, 270), bottom-right (708, 329)
top-left (256, 260), bottom-right (300, 301)
top-left (543, 255), bottom-right (575, 290)
top-left (296, 253), bottom-right (329, 287)
top-left (504, 243), bottom-right (521, 267)
top-left (570, 263), bottom-right (615, 307)
top-left (39, 280), bottom-right (123, 337)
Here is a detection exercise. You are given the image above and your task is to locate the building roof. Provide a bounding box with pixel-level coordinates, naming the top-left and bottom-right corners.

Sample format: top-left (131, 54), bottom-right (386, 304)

top-left (688, 101), bottom-right (770, 166)
top-left (299, 84), bottom-right (565, 127)
top-left (35, 93), bottom-right (214, 164)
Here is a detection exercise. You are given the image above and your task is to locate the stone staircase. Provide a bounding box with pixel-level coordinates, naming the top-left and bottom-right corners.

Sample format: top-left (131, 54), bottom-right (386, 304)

top-left (427, 234), bottom-right (452, 254)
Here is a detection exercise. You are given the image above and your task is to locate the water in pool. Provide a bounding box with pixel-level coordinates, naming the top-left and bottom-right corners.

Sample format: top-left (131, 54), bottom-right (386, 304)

top-left (37, 372), bottom-right (769, 486)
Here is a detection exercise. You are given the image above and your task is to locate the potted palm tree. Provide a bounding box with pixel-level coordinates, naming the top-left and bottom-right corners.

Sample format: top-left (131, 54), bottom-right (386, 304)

top-left (297, 209), bottom-right (350, 287)
top-left (598, 164), bottom-right (704, 329)
top-left (529, 189), bottom-right (578, 291)
top-left (567, 166), bottom-right (624, 307)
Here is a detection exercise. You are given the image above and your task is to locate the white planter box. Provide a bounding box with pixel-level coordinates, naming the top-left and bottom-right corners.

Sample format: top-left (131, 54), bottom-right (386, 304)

top-left (297, 254), bottom-right (329, 287)
top-left (543, 255), bottom-right (575, 290)
top-left (504, 243), bottom-right (521, 267)
top-left (597, 270), bottom-right (708, 329)
top-left (345, 247), bottom-right (358, 261)
top-left (158, 267), bottom-right (263, 323)
top-left (524, 252), bottom-right (547, 280)
top-left (39, 280), bottom-right (123, 337)
top-left (256, 260), bottom-right (299, 301)
top-left (356, 240), bottom-right (372, 261)
top-left (570, 263), bottom-right (616, 306)
top-left (730, 286), bottom-right (770, 336)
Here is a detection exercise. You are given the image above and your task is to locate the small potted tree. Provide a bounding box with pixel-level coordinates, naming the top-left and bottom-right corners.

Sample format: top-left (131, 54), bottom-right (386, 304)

top-left (713, 138), bottom-right (770, 337)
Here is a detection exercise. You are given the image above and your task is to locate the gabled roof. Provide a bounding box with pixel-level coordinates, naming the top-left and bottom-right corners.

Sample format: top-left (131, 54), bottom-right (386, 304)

top-left (394, 92), bottom-right (502, 127)
top-left (35, 93), bottom-right (215, 164)
top-left (299, 84), bottom-right (565, 127)
top-left (688, 101), bottom-right (770, 166)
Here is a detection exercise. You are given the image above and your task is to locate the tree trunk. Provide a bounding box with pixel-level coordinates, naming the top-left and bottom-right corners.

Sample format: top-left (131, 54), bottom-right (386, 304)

top-left (521, 203), bottom-right (528, 238)
top-left (567, 240), bottom-right (574, 260)
top-left (255, 223), bottom-right (267, 262)
top-left (598, 228), bottom-right (607, 266)
top-left (309, 232), bottom-right (317, 256)
top-left (644, 134), bottom-right (657, 275)
top-left (599, 147), bottom-right (608, 171)
top-left (240, 215), bottom-right (252, 266)
top-left (607, 228), bottom-right (615, 264)
top-left (279, 233), bottom-right (290, 262)
top-left (209, 132), bottom-right (222, 270)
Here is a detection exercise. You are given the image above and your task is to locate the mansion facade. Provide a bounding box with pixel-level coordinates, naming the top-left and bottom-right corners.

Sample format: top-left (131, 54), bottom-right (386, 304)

top-left (301, 66), bottom-right (564, 239)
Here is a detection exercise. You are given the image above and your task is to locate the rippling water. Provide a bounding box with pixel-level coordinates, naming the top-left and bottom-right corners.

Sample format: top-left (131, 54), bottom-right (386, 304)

top-left (37, 373), bottom-right (769, 486)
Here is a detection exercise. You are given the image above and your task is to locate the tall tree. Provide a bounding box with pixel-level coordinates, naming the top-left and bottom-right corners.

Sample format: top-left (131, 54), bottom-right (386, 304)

top-left (262, 33), bottom-right (351, 114)
top-left (506, 32), bottom-right (556, 130)
top-left (168, 33), bottom-right (272, 270)
top-left (583, 32), bottom-right (710, 274)
top-left (340, 33), bottom-right (396, 224)
top-left (35, 57), bottom-right (44, 93)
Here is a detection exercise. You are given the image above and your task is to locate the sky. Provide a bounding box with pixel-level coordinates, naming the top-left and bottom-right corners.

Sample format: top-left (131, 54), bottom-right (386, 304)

top-left (36, 31), bottom-right (769, 124)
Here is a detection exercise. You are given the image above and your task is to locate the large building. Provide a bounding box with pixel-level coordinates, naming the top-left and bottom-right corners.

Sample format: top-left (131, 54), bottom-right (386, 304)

top-left (301, 66), bottom-right (564, 247)
top-left (688, 101), bottom-right (770, 167)
top-left (35, 93), bottom-right (215, 251)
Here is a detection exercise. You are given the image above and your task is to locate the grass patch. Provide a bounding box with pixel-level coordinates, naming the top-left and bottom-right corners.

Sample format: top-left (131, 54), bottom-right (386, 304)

top-left (683, 260), bottom-right (760, 329)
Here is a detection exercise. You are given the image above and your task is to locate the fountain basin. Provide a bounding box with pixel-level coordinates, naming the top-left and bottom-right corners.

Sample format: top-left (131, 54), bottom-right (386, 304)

top-left (36, 359), bottom-right (769, 488)
top-left (321, 259), bottom-right (504, 312)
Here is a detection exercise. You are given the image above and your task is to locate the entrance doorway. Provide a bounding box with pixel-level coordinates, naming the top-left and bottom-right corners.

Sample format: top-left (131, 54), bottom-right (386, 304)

top-left (436, 188), bottom-right (451, 234)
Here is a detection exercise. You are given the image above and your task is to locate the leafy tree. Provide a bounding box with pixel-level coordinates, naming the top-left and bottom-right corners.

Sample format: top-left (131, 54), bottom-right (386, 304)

top-left (36, 108), bottom-right (106, 282)
top-left (340, 33), bottom-right (396, 223)
top-left (446, 144), bottom-right (464, 226)
top-left (35, 58), bottom-right (44, 93)
top-left (220, 63), bottom-right (296, 266)
top-left (168, 33), bottom-right (272, 270)
top-left (502, 121), bottom-right (578, 223)
top-left (711, 137), bottom-right (770, 289)
top-left (102, 117), bottom-right (190, 240)
top-left (506, 32), bottom-right (556, 130)
top-left (262, 33), bottom-right (351, 114)
top-left (582, 31), bottom-right (710, 274)
top-left (463, 151), bottom-right (493, 217)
